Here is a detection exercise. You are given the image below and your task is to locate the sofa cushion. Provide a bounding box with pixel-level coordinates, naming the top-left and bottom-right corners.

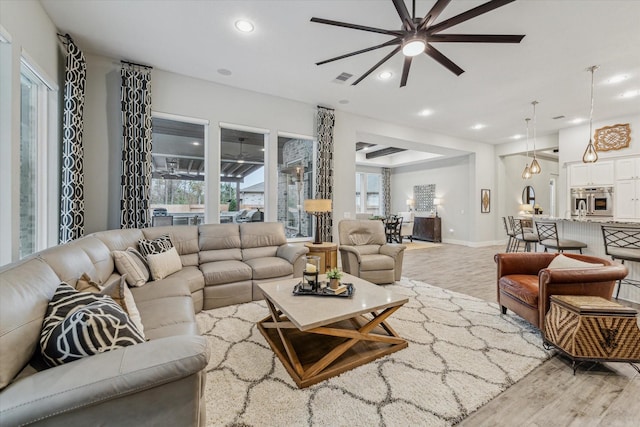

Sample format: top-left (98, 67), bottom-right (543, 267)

top-left (200, 260), bottom-right (252, 285)
top-left (128, 277), bottom-right (191, 303)
top-left (135, 295), bottom-right (199, 340)
top-left (147, 247), bottom-right (183, 281)
top-left (143, 226), bottom-right (200, 267)
top-left (244, 257), bottom-right (293, 280)
top-left (499, 274), bottom-right (539, 308)
top-left (112, 247), bottom-right (150, 287)
top-left (0, 258), bottom-right (60, 390)
top-left (547, 254), bottom-right (603, 269)
top-left (360, 254), bottom-right (395, 271)
top-left (40, 283), bottom-right (145, 368)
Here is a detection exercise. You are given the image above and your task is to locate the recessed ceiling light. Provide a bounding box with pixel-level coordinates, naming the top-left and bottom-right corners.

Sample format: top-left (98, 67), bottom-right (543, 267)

top-left (235, 19), bottom-right (254, 33)
top-left (511, 134), bottom-right (523, 140)
top-left (237, 159), bottom-right (245, 164)
top-left (192, 141), bottom-right (201, 146)
top-left (378, 71), bottom-right (393, 80)
top-left (606, 74), bottom-right (629, 84)
top-left (418, 109), bottom-right (432, 117)
top-left (620, 89), bottom-right (640, 98)
top-left (569, 118), bottom-right (586, 124)
top-left (217, 68), bottom-right (232, 76)
top-left (236, 175), bottom-right (242, 178)
top-left (338, 99), bottom-right (349, 104)
top-left (471, 124), bottom-right (485, 130)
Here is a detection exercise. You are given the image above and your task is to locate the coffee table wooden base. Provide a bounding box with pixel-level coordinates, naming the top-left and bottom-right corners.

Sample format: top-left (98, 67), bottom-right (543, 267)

top-left (257, 298), bottom-right (408, 388)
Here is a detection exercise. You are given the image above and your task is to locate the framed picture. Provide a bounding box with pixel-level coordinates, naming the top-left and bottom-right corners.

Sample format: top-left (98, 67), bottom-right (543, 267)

top-left (481, 189), bottom-right (491, 213)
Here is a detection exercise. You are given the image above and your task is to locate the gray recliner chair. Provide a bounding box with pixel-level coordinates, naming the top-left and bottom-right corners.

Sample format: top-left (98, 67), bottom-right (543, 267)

top-left (338, 220), bottom-right (406, 284)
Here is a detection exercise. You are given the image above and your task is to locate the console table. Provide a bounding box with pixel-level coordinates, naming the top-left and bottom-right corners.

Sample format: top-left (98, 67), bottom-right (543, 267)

top-left (412, 217), bottom-right (441, 243)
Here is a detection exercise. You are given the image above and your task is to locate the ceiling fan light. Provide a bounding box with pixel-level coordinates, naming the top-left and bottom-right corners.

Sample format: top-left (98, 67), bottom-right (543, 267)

top-left (402, 38), bottom-right (426, 57)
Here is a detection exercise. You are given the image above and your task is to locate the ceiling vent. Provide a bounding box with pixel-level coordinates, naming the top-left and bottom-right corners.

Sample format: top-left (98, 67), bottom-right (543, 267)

top-left (552, 115), bottom-right (566, 120)
top-left (333, 72), bottom-right (353, 84)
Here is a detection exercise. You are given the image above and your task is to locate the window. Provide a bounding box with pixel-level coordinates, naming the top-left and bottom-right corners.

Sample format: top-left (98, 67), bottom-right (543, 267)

top-left (355, 172), bottom-right (382, 215)
top-left (219, 127), bottom-right (265, 224)
top-left (19, 59), bottom-right (53, 258)
top-left (150, 116), bottom-right (207, 226)
top-left (277, 134), bottom-right (314, 239)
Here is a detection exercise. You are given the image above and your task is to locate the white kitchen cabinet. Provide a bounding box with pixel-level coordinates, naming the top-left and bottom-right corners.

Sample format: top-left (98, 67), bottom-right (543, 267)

top-left (569, 161), bottom-right (614, 187)
top-left (616, 179), bottom-right (640, 219)
top-left (615, 157), bottom-right (640, 180)
top-left (615, 157), bottom-right (640, 219)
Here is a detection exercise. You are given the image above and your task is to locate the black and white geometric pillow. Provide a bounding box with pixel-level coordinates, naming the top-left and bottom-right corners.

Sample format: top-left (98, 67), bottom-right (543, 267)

top-left (138, 234), bottom-right (173, 257)
top-left (40, 283), bottom-right (145, 367)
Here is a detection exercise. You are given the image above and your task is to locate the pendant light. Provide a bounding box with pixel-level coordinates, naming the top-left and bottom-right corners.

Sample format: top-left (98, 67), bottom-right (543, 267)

top-left (529, 101), bottom-right (541, 174)
top-left (583, 65), bottom-right (599, 163)
top-left (521, 118), bottom-right (532, 179)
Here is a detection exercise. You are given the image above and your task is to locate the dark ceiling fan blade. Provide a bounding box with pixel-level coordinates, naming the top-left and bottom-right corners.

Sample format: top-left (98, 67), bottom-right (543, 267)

top-left (392, 0), bottom-right (415, 31)
top-left (311, 17), bottom-right (403, 37)
top-left (424, 44), bottom-right (464, 75)
top-left (315, 38), bottom-right (401, 66)
top-left (428, 0), bottom-right (516, 34)
top-left (352, 46), bottom-right (402, 85)
top-left (418, 0), bottom-right (452, 30)
top-left (429, 34), bottom-right (525, 43)
top-left (400, 56), bottom-right (413, 87)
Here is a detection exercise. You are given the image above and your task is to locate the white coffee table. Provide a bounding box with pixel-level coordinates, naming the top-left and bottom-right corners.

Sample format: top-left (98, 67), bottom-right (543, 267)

top-left (257, 273), bottom-right (408, 388)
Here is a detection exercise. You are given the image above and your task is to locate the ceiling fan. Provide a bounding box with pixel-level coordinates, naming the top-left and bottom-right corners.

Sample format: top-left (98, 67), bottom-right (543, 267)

top-left (311, 0), bottom-right (525, 87)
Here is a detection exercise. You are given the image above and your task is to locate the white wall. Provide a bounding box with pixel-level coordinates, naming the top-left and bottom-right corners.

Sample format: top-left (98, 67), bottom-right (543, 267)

top-left (501, 154), bottom-right (559, 216)
top-left (392, 156), bottom-right (472, 244)
top-left (0, 0), bottom-right (61, 264)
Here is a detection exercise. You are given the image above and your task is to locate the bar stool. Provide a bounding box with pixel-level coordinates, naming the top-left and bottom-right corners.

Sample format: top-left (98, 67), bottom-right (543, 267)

top-left (535, 220), bottom-right (587, 253)
top-left (502, 217), bottom-right (517, 252)
top-left (511, 218), bottom-right (538, 252)
top-left (601, 225), bottom-right (640, 299)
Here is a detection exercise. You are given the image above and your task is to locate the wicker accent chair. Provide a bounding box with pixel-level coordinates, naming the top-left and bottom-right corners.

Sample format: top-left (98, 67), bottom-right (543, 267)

top-left (495, 252), bottom-right (628, 331)
top-left (338, 220), bottom-right (406, 285)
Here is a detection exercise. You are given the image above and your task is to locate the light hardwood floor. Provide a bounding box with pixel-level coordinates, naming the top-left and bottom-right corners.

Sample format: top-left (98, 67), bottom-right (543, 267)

top-left (403, 243), bottom-right (639, 427)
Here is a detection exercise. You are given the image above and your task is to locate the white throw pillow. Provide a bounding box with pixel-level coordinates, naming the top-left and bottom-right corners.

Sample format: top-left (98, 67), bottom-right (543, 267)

top-left (147, 247), bottom-right (182, 280)
top-left (547, 254), bottom-right (603, 269)
top-left (112, 247), bottom-right (150, 287)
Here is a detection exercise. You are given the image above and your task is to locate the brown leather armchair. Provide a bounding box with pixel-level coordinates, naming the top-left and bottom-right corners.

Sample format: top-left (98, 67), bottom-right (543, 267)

top-left (338, 219), bottom-right (406, 284)
top-left (495, 252), bottom-right (628, 331)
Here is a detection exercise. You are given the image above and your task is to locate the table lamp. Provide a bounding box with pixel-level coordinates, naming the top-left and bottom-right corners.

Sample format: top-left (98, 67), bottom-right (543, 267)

top-left (433, 198), bottom-right (441, 217)
top-left (304, 199), bottom-right (332, 244)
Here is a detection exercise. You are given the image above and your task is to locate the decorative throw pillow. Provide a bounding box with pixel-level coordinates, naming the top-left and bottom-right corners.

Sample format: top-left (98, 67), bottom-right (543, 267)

top-left (547, 254), bottom-right (603, 269)
top-left (146, 247), bottom-right (182, 280)
top-left (75, 273), bottom-right (145, 336)
top-left (112, 247), bottom-right (150, 287)
top-left (138, 234), bottom-right (173, 257)
top-left (40, 283), bottom-right (145, 368)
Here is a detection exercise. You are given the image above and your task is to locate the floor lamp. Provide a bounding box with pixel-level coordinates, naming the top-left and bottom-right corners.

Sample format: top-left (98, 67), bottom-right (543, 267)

top-left (304, 199), bottom-right (332, 244)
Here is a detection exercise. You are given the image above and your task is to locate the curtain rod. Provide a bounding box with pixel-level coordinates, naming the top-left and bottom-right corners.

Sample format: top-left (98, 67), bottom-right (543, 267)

top-left (317, 105), bottom-right (335, 111)
top-left (121, 59), bottom-right (153, 70)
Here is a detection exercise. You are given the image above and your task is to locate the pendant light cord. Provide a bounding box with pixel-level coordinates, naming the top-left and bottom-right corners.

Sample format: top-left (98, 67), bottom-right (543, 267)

top-left (588, 66), bottom-right (597, 140)
top-left (532, 101), bottom-right (538, 153)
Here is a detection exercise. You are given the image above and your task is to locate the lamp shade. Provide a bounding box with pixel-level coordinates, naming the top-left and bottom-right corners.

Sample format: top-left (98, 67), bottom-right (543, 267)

top-left (304, 199), bottom-right (332, 213)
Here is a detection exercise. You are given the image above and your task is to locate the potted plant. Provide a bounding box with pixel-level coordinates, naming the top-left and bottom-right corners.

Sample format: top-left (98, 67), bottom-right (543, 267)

top-left (326, 268), bottom-right (343, 289)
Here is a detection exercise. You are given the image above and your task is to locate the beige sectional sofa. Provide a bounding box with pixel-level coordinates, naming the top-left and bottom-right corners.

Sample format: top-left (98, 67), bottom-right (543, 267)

top-left (0, 222), bottom-right (308, 426)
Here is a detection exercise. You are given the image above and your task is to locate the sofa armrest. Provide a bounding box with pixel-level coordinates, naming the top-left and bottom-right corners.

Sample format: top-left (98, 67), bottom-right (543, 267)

top-left (380, 244), bottom-right (406, 258)
top-left (276, 244), bottom-right (309, 264)
top-left (339, 245), bottom-right (361, 263)
top-left (495, 253), bottom-right (556, 277)
top-left (0, 335), bottom-right (209, 426)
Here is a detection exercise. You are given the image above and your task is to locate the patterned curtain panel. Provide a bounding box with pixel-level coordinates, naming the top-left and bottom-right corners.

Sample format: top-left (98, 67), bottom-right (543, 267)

top-left (316, 106), bottom-right (335, 242)
top-left (120, 63), bottom-right (153, 229)
top-left (382, 167), bottom-right (391, 216)
top-left (59, 34), bottom-right (86, 244)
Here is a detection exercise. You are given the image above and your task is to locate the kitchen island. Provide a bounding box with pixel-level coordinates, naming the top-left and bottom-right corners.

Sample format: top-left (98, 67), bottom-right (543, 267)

top-left (528, 217), bottom-right (640, 304)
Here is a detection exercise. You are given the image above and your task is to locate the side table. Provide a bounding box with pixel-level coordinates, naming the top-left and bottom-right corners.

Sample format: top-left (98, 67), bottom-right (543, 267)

top-left (544, 295), bottom-right (640, 373)
top-left (304, 242), bottom-right (337, 273)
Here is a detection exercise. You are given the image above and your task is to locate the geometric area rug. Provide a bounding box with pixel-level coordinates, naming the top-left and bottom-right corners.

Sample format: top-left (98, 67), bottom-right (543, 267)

top-left (196, 278), bottom-right (551, 426)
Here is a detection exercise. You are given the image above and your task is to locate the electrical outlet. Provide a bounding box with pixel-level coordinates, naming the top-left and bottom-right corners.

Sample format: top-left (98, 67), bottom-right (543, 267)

top-left (449, 229), bottom-right (454, 234)
top-left (460, 209), bottom-right (464, 215)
